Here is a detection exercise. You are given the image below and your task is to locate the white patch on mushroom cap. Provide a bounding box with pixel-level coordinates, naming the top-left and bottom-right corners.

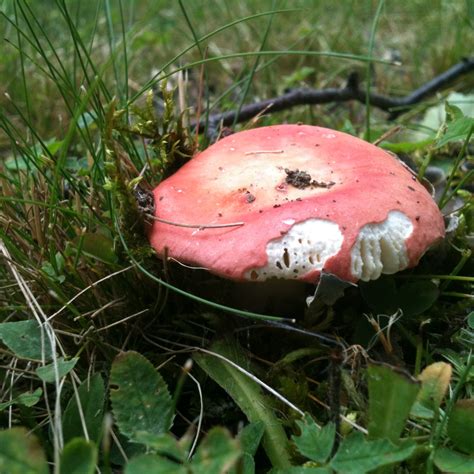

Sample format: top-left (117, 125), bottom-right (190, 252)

top-left (245, 219), bottom-right (343, 281)
top-left (350, 210), bottom-right (413, 282)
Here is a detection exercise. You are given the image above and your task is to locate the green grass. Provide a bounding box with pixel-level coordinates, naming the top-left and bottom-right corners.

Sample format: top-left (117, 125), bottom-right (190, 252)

top-left (0, 1), bottom-right (473, 473)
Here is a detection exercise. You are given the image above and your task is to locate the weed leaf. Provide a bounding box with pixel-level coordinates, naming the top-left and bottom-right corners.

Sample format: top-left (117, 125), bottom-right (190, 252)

top-left (62, 373), bottom-right (105, 444)
top-left (132, 432), bottom-right (186, 462)
top-left (0, 388), bottom-right (42, 411)
top-left (234, 421), bottom-right (265, 474)
top-left (76, 232), bottom-right (118, 264)
top-left (433, 447), bottom-right (474, 473)
top-left (447, 399), bottom-right (474, 454)
top-left (398, 280), bottom-right (439, 316)
top-left (192, 427), bottom-right (241, 474)
top-left (367, 363), bottom-right (420, 443)
top-left (0, 427), bottom-right (48, 474)
top-left (109, 351), bottom-right (173, 441)
top-left (36, 357), bottom-right (78, 383)
top-left (195, 338), bottom-right (292, 469)
top-left (436, 115), bottom-right (474, 148)
top-left (292, 414), bottom-right (335, 463)
top-left (0, 320), bottom-right (53, 360)
top-left (270, 468), bottom-right (332, 474)
top-left (60, 438), bottom-right (97, 474)
top-left (330, 432), bottom-right (416, 473)
top-left (125, 454), bottom-right (187, 474)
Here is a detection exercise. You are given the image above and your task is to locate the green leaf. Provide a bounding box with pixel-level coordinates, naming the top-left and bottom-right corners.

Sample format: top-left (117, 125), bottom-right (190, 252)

top-left (330, 433), bottom-right (416, 473)
top-left (292, 414), bottom-right (335, 463)
top-left (398, 280), bottom-right (439, 316)
top-left (0, 320), bottom-right (53, 360)
top-left (60, 438), bottom-right (97, 474)
top-left (446, 102), bottom-right (465, 121)
top-left (0, 427), bottom-right (49, 474)
top-left (447, 399), bottom-right (474, 454)
top-left (109, 351), bottom-right (173, 441)
top-left (195, 339), bottom-right (292, 469)
top-left (63, 373), bottom-right (105, 444)
top-left (410, 401), bottom-right (434, 419)
top-left (236, 422), bottom-right (265, 474)
top-left (132, 432), bottom-right (186, 462)
top-left (367, 363), bottom-right (420, 443)
top-left (77, 233), bottom-right (118, 264)
top-left (191, 427), bottom-right (241, 474)
top-left (125, 454), bottom-right (186, 474)
top-left (433, 447), bottom-right (474, 473)
top-left (5, 155), bottom-right (29, 171)
top-left (36, 357), bottom-right (78, 383)
top-left (436, 116), bottom-right (474, 148)
top-left (270, 468), bottom-right (332, 474)
top-left (468, 312), bottom-right (474, 330)
top-left (381, 138), bottom-right (434, 153)
top-left (16, 388), bottom-right (43, 406)
top-left (0, 388), bottom-right (42, 411)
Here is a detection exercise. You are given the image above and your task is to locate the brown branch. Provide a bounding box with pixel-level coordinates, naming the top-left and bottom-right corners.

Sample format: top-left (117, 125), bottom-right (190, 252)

top-left (194, 57), bottom-right (474, 135)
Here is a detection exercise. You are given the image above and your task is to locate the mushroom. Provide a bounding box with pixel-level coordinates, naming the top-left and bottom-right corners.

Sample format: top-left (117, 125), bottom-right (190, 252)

top-left (148, 124), bottom-right (445, 287)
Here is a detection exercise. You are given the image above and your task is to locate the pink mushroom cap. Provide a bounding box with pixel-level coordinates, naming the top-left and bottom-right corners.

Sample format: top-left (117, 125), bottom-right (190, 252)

top-left (148, 124), bottom-right (445, 283)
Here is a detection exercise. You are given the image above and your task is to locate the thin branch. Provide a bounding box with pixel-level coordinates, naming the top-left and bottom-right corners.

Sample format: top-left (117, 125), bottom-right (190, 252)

top-left (194, 57), bottom-right (474, 134)
top-left (149, 215), bottom-right (244, 229)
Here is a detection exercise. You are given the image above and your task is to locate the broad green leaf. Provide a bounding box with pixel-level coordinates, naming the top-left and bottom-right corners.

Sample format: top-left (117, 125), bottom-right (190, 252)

top-left (0, 320), bottom-right (53, 360)
top-left (447, 399), bottom-right (474, 454)
top-left (232, 421), bottom-right (265, 474)
top-left (132, 432), bottom-right (186, 462)
top-left (398, 281), bottom-right (439, 316)
top-left (76, 233), bottom-right (117, 264)
top-left (410, 401), bottom-right (434, 419)
top-left (0, 427), bottom-right (48, 474)
top-left (367, 363), bottom-right (420, 443)
top-left (414, 362), bottom-right (452, 415)
top-left (125, 454), bottom-right (186, 474)
top-left (15, 388), bottom-right (42, 406)
top-left (468, 311), bottom-right (474, 329)
top-left (109, 351), bottom-right (173, 441)
top-left (191, 427), bottom-right (241, 474)
top-left (239, 421), bottom-right (265, 456)
top-left (292, 414), bottom-right (335, 463)
top-left (195, 339), bottom-right (292, 469)
top-left (63, 373), bottom-right (105, 444)
top-left (446, 102), bottom-right (465, 121)
top-left (5, 155), bottom-right (29, 171)
top-left (282, 66), bottom-right (316, 88)
top-left (330, 433), bottom-right (416, 473)
top-left (109, 434), bottom-right (146, 467)
top-left (270, 468), bottom-right (332, 474)
top-left (60, 438), bottom-right (97, 474)
top-left (381, 138), bottom-right (434, 153)
top-left (436, 116), bottom-right (474, 148)
top-left (36, 357), bottom-right (78, 383)
top-left (0, 388), bottom-right (42, 411)
top-left (434, 447), bottom-right (474, 473)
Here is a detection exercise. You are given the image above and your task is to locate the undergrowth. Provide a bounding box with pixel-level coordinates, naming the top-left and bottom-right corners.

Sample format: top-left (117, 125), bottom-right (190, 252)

top-left (0, 1), bottom-right (473, 473)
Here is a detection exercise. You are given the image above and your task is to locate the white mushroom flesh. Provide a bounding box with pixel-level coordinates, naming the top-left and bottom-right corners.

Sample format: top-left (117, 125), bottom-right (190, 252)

top-left (350, 210), bottom-right (413, 281)
top-left (245, 219), bottom-right (343, 281)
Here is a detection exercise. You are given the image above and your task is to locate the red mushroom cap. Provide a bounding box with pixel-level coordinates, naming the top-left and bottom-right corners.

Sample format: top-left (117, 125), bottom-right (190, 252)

top-left (148, 124), bottom-right (445, 283)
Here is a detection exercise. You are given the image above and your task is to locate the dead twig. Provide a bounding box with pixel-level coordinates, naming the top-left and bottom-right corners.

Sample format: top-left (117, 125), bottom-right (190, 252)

top-left (194, 57), bottom-right (474, 136)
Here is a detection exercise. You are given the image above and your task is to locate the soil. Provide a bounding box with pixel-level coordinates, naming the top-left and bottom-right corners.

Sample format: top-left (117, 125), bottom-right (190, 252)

top-left (284, 168), bottom-right (335, 189)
